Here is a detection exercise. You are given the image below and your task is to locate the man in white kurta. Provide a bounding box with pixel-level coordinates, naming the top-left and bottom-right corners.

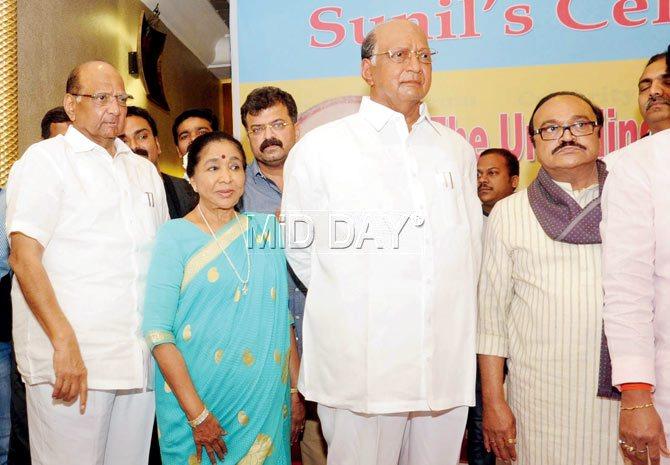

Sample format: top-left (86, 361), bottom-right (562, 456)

top-left (6, 61), bottom-right (168, 465)
top-left (282, 19), bottom-right (481, 465)
top-left (477, 92), bottom-right (622, 465)
top-left (602, 127), bottom-right (670, 465)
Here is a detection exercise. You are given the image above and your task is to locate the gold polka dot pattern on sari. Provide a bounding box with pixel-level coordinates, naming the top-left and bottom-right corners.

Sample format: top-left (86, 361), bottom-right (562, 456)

top-left (270, 287), bottom-right (276, 300)
top-left (214, 349), bottom-right (224, 364)
top-left (243, 349), bottom-right (255, 366)
top-left (238, 434), bottom-right (273, 465)
top-left (182, 325), bottom-right (192, 342)
top-left (238, 410), bottom-right (249, 426)
top-left (274, 349), bottom-right (281, 364)
top-left (207, 267), bottom-right (219, 283)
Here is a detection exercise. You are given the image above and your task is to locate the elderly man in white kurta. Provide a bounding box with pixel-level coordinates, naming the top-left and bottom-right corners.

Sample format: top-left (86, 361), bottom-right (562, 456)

top-left (477, 91), bottom-right (623, 465)
top-left (282, 19), bottom-right (481, 465)
top-left (6, 61), bottom-right (168, 465)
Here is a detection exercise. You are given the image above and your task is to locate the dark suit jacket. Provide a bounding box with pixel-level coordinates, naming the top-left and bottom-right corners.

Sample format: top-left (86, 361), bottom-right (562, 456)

top-left (161, 172), bottom-right (198, 219)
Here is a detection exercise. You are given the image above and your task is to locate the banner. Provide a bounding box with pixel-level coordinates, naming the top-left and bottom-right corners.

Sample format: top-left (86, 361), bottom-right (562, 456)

top-left (231, 0), bottom-right (670, 185)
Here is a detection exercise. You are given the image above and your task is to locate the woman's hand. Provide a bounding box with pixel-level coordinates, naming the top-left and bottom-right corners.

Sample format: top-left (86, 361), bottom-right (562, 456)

top-left (193, 413), bottom-right (227, 464)
top-left (291, 392), bottom-right (306, 444)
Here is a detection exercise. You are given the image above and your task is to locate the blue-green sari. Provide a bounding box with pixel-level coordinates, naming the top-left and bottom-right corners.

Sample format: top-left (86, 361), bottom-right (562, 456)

top-left (142, 213), bottom-right (291, 465)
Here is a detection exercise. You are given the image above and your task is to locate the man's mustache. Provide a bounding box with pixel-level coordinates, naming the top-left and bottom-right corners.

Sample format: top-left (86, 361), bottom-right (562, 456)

top-left (133, 147), bottom-right (150, 158)
top-left (260, 137), bottom-right (283, 152)
top-left (552, 140), bottom-right (587, 155)
top-left (646, 95), bottom-right (670, 110)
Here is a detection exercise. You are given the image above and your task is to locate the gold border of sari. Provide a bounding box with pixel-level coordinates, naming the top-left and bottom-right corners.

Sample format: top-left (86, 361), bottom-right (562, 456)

top-left (181, 214), bottom-right (250, 290)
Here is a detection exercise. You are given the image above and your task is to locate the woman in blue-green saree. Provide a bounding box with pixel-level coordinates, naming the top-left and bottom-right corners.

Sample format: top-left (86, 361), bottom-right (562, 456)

top-left (142, 132), bottom-right (303, 465)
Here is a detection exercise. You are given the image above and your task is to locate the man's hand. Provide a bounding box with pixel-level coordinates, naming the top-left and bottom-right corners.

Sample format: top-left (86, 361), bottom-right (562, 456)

top-left (290, 391), bottom-right (306, 444)
top-left (51, 333), bottom-right (88, 413)
top-left (193, 413), bottom-right (227, 465)
top-left (619, 391), bottom-right (670, 465)
top-left (482, 398), bottom-right (517, 462)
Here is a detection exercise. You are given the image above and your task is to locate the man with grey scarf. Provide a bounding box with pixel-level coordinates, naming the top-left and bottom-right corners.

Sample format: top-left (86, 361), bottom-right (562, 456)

top-left (477, 91), bottom-right (623, 465)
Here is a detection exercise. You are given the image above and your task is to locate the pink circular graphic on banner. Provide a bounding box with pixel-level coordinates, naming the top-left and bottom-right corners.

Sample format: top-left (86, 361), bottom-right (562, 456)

top-left (297, 96), bottom-right (362, 136)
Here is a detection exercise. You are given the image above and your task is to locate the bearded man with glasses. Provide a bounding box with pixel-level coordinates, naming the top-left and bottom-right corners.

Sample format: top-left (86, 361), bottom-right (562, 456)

top-left (477, 91), bottom-right (623, 464)
top-left (282, 19), bottom-right (482, 465)
top-left (5, 61), bottom-right (168, 465)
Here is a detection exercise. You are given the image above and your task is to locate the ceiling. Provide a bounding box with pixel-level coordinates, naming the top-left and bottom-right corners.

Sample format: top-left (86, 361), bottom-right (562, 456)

top-left (139, 0), bottom-right (231, 79)
top-left (209, 0), bottom-right (230, 28)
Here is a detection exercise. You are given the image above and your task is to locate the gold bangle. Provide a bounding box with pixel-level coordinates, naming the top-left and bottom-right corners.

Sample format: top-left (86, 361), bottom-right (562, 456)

top-left (620, 403), bottom-right (654, 411)
top-left (188, 407), bottom-right (210, 428)
top-left (290, 387), bottom-right (299, 394)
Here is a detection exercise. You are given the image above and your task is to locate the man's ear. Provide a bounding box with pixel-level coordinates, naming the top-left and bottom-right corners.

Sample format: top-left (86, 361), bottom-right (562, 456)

top-left (156, 139), bottom-right (161, 155)
top-left (63, 94), bottom-right (76, 122)
top-left (511, 175), bottom-right (520, 189)
top-left (293, 122), bottom-right (301, 141)
top-left (361, 58), bottom-right (374, 87)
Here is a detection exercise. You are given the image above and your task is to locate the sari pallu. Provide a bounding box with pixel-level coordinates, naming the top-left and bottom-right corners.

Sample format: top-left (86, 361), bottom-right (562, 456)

top-left (143, 213), bottom-right (291, 465)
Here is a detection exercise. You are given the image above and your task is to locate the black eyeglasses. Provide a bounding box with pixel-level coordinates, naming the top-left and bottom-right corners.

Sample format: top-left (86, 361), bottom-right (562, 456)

top-left (533, 121), bottom-right (599, 141)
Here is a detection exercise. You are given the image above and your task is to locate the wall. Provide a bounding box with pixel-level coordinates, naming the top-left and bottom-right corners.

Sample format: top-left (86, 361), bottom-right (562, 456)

top-left (18, 0), bottom-right (221, 176)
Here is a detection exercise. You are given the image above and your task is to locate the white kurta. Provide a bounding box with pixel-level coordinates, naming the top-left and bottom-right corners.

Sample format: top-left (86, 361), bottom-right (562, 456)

top-left (602, 129), bottom-right (670, 463)
top-left (282, 97), bottom-right (482, 414)
top-left (6, 126), bottom-right (169, 390)
top-left (477, 187), bottom-right (622, 465)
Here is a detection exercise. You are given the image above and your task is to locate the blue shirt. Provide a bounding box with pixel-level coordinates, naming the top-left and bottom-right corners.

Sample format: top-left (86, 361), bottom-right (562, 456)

top-left (241, 161), bottom-right (307, 354)
top-left (0, 189), bottom-right (9, 278)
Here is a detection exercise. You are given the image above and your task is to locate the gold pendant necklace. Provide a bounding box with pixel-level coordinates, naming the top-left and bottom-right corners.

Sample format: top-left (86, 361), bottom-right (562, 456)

top-left (197, 205), bottom-right (251, 298)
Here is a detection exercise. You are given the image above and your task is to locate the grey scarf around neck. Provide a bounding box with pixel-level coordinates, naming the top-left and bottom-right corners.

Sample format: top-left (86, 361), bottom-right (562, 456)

top-left (527, 159), bottom-right (619, 399)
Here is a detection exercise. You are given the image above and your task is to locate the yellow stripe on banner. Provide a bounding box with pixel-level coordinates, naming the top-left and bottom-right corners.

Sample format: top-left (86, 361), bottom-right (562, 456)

top-left (181, 215), bottom-right (249, 290)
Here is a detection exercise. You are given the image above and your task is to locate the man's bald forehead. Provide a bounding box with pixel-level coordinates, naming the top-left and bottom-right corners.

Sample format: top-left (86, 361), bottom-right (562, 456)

top-left (66, 60), bottom-right (119, 94)
top-left (361, 19), bottom-right (428, 59)
top-left (374, 18), bottom-right (427, 38)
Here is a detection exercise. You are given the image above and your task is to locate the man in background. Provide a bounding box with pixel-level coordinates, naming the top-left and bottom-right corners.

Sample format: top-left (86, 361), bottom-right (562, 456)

top-left (467, 147), bottom-right (518, 465)
top-left (39, 106), bottom-right (70, 139)
top-left (240, 86), bottom-right (325, 465)
top-left (122, 106), bottom-right (197, 219)
top-left (638, 51), bottom-right (670, 135)
top-left (0, 188), bottom-right (10, 465)
top-left (171, 108), bottom-right (218, 173)
top-left (477, 148), bottom-right (519, 224)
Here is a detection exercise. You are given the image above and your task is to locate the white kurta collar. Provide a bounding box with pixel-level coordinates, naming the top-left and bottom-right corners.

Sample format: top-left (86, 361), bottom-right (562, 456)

top-left (359, 96), bottom-right (439, 134)
top-left (64, 125), bottom-right (132, 157)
